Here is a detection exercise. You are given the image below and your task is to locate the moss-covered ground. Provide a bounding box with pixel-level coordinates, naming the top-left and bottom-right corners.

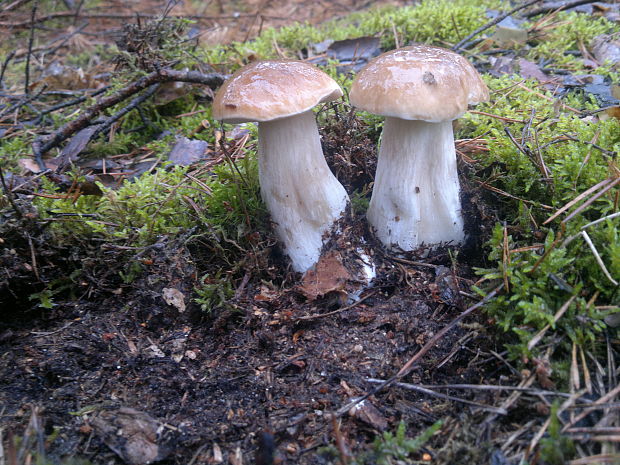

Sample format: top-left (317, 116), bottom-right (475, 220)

top-left (1, 0), bottom-right (619, 464)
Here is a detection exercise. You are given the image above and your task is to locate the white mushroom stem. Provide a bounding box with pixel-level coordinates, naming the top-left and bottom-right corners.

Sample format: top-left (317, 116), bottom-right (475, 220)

top-left (258, 110), bottom-right (349, 273)
top-left (367, 117), bottom-right (464, 251)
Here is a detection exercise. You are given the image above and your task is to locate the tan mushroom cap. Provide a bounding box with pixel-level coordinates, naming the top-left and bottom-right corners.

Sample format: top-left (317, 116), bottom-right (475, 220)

top-left (212, 60), bottom-right (343, 124)
top-left (350, 45), bottom-right (490, 122)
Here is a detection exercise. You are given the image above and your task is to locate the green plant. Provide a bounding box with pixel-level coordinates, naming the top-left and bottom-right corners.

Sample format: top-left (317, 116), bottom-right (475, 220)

top-left (539, 401), bottom-right (576, 464)
top-left (194, 272), bottom-right (235, 313)
top-left (350, 420), bottom-right (443, 465)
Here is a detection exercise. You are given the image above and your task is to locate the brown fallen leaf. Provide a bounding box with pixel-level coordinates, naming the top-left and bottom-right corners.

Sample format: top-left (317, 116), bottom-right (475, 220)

top-left (348, 398), bottom-right (388, 431)
top-left (162, 287), bottom-right (186, 312)
top-left (167, 136), bottom-right (210, 166)
top-left (299, 251), bottom-right (351, 301)
top-left (592, 34), bottom-right (620, 68)
top-left (90, 407), bottom-right (172, 465)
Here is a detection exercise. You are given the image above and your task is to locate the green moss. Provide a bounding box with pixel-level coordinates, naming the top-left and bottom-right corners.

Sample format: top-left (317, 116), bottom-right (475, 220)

top-left (525, 12), bottom-right (617, 71)
top-left (466, 74), bottom-right (619, 357)
top-left (32, 153), bottom-right (265, 248)
top-left (203, 0), bottom-right (502, 68)
top-left (0, 134), bottom-right (32, 169)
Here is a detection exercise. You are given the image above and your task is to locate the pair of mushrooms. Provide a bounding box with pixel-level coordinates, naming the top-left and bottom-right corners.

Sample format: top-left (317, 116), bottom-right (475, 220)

top-left (212, 45), bottom-right (489, 273)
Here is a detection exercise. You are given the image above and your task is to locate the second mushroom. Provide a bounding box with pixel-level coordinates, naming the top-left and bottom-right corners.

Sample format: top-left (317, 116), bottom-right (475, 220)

top-left (350, 45), bottom-right (489, 251)
top-left (213, 60), bottom-right (349, 273)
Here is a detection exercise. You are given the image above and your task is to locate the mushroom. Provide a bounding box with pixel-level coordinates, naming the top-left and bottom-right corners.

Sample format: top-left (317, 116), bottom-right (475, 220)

top-left (350, 45), bottom-right (489, 251)
top-left (212, 60), bottom-right (349, 273)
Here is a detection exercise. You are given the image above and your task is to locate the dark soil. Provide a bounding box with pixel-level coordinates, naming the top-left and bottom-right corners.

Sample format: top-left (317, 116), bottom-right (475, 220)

top-left (0, 177), bottom-right (517, 464)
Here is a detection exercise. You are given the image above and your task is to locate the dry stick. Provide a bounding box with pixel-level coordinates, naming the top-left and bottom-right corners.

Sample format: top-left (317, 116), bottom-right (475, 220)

top-left (528, 389), bottom-right (588, 457)
top-left (2, 0), bottom-right (34, 12)
top-left (295, 291), bottom-right (378, 321)
top-left (91, 84), bottom-right (159, 140)
top-left (562, 177), bottom-right (620, 224)
top-left (0, 166), bottom-right (22, 219)
top-left (24, 0), bottom-right (38, 95)
top-left (581, 231), bottom-right (618, 286)
top-left (0, 11), bottom-right (289, 28)
top-left (569, 456), bottom-right (620, 465)
top-left (57, 84), bottom-right (160, 170)
top-left (366, 379), bottom-right (507, 414)
top-left (563, 383), bottom-right (620, 432)
top-left (452, 0), bottom-right (542, 51)
top-left (567, 427), bottom-right (620, 434)
top-left (474, 179), bottom-right (554, 210)
top-left (0, 50), bottom-right (15, 90)
top-left (562, 134), bottom-right (617, 158)
top-left (525, 0), bottom-right (602, 17)
top-left (418, 383), bottom-right (585, 399)
top-left (26, 233), bottom-right (40, 281)
top-left (334, 285), bottom-right (504, 417)
top-left (0, 83), bottom-right (48, 120)
top-left (483, 373), bottom-right (537, 426)
top-left (469, 110), bottom-right (524, 123)
top-left (33, 85), bottom-right (110, 124)
top-left (31, 68), bottom-right (225, 172)
top-left (331, 416), bottom-right (351, 465)
top-left (46, 21), bottom-right (89, 57)
top-left (528, 295), bottom-right (577, 351)
top-left (544, 178), bottom-right (612, 224)
top-left (516, 82), bottom-right (582, 114)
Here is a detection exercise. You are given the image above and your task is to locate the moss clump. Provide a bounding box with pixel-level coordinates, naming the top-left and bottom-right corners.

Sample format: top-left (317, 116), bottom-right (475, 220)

top-left (32, 155), bottom-right (265, 248)
top-left (526, 12), bottom-right (618, 73)
top-left (204, 0), bottom-right (501, 67)
top-left (466, 75), bottom-right (619, 357)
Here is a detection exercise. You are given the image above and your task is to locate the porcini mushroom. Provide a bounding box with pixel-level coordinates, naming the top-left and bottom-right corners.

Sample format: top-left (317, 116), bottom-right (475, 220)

top-left (350, 45), bottom-right (489, 250)
top-left (213, 60), bottom-right (349, 273)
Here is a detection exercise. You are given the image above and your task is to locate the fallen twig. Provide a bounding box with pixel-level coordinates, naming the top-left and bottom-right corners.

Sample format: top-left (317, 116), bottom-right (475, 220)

top-left (452, 0), bottom-right (542, 51)
top-left (525, 0), bottom-right (602, 18)
top-left (366, 378), bottom-right (508, 414)
top-left (294, 291), bottom-right (378, 321)
top-left (527, 295), bottom-right (577, 351)
top-left (569, 454), bottom-right (620, 464)
top-left (32, 68), bottom-right (226, 171)
top-left (0, 50), bottom-right (15, 90)
top-left (33, 85), bottom-right (110, 125)
top-left (0, 11), bottom-right (289, 29)
top-left (334, 284), bottom-right (504, 417)
top-left (562, 383), bottom-right (620, 432)
top-left (528, 389), bottom-right (588, 457)
top-left (561, 177), bottom-right (620, 224)
top-left (474, 179), bottom-right (554, 210)
top-left (581, 231), bottom-right (618, 286)
top-left (482, 373), bottom-right (536, 427)
top-left (416, 382), bottom-right (588, 399)
top-left (0, 165), bottom-right (22, 219)
top-left (544, 178), bottom-right (613, 224)
top-left (24, 0), bottom-right (38, 95)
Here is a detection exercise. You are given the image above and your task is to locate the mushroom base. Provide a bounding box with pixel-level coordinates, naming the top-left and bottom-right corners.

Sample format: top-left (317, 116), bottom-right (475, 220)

top-left (258, 111), bottom-right (349, 273)
top-left (367, 118), bottom-right (464, 251)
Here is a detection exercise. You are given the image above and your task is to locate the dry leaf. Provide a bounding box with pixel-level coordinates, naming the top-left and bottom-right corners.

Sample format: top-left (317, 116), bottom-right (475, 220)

top-left (162, 288), bottom-right (186, 312)
top-left (299, 251), bottom-right (351, 301)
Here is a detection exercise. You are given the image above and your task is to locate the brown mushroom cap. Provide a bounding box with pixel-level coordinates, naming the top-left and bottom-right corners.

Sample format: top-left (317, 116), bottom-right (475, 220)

top-left (350, 45), bottom-right (489, 122)
top-left (212, 60), bottom-right (343, 124)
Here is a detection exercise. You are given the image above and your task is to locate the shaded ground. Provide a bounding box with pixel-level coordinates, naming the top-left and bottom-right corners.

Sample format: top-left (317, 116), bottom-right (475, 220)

top-left (0, 114), bottom-right (512, 462)
top-left (0, 227), bottom-right (510, 464)
top-left (1, 0), bottom-right (619, 464)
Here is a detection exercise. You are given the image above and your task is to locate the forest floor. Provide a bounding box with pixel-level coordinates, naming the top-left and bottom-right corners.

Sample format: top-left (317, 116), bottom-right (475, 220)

top-left (1, 1), bottom-right (619, 465)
